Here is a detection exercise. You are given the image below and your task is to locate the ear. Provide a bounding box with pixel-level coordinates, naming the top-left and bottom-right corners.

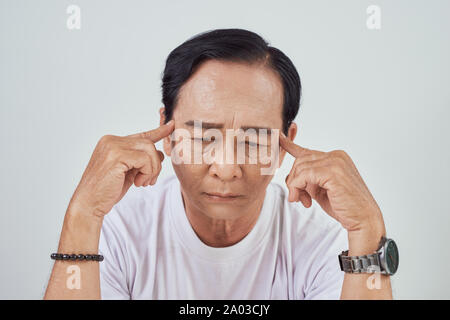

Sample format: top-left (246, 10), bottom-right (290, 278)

top-left (278, 122), bottom-right (297, 167)
top-left (159, 107), bottom-right (172, 157)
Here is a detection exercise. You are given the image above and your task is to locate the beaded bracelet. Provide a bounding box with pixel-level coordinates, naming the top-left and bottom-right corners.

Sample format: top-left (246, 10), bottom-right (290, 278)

top-left (50, 253), bottom-right (104, 262)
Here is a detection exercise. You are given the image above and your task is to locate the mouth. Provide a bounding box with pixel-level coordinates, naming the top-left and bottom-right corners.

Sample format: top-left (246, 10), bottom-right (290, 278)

top-left (203, 192), bottom-right (243, 202)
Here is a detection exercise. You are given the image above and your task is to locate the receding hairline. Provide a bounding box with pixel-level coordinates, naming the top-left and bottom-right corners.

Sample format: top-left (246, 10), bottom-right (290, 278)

top-left (174, 57), bottom-right (284, 111)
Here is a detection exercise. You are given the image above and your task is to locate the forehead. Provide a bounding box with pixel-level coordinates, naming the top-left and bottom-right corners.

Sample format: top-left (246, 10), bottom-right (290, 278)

top-left (174, 59), bottom-right (284, 129)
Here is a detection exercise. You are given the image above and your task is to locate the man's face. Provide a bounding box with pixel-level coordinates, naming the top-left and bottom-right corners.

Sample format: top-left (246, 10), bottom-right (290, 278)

top-left (164, 59), bottom-right (289, 219)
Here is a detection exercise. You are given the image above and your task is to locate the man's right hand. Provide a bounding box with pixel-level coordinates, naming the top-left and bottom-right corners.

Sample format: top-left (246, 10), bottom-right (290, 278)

top-left (70, 120), bottom-right (175, 219)
top-left (45, 121), bottom-right (174, 300)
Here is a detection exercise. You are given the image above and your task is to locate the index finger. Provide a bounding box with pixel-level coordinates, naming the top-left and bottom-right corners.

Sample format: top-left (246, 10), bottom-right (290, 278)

top-left (129, 119), bottom-right (175, 142)
top-left (279, 132), bottom-right (310, 158)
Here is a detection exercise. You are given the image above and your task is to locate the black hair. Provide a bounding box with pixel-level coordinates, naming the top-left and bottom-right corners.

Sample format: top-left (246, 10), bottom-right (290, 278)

top-left (161, 28), bottom-right (301, 134)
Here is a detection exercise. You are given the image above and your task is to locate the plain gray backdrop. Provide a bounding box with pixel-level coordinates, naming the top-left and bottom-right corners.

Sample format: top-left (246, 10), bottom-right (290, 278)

top-left (1, 0), bottom-right (449, 299)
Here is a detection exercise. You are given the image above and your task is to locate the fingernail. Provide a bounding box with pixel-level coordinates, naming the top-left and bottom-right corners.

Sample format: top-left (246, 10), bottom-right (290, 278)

top-left (167, 119), bottom-right (174, 125)
top-left (280, 132), bottom-right (286, 138)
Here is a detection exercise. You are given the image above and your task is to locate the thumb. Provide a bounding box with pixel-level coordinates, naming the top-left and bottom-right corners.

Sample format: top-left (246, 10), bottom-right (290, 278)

top-left (157, 150), bottom-right (164, 162)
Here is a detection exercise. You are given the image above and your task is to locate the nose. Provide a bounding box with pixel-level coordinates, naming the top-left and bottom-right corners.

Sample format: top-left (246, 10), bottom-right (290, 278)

top-left (208, 140), bottom-right (243, 181)
top-left (208, 162), bottom-right (242, 181)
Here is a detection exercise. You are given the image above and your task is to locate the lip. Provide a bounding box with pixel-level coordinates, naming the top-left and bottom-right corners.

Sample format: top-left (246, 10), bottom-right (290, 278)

top-left (203, 192), bottom-right (242, 201)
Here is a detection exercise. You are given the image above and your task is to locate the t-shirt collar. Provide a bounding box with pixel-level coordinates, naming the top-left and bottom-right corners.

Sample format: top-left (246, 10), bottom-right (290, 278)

top-left (168, 177), bottom-right (277, 263)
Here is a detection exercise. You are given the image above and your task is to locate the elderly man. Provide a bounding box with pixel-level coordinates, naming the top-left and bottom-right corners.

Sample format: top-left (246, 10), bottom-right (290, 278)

top-left (44, 28), bottom-right (397, 300)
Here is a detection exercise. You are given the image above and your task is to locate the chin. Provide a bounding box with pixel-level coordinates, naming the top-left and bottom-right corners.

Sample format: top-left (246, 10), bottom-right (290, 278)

top-left (201, 203), bottom-right (245, 220)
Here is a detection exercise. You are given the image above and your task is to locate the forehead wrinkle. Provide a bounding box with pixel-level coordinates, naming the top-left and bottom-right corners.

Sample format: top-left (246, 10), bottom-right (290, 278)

top-left (182, 62), bottom-right (281, 110)
top-left (174, 60), bottom-right (284, 129)
top-left (231, 111), bottom-right (237, 129)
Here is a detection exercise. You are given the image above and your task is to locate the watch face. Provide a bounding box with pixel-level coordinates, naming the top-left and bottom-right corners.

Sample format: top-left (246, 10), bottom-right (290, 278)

top-left (385, 239), bottom-right (399, 275)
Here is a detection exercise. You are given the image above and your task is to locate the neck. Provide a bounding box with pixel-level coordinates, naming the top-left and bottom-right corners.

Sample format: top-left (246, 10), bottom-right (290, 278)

top-left (181, 191), bottom-right (266, 248)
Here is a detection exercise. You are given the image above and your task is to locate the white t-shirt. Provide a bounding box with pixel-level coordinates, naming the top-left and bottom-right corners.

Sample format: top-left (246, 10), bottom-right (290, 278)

top-left (99, 174), bottom-right (348, 300)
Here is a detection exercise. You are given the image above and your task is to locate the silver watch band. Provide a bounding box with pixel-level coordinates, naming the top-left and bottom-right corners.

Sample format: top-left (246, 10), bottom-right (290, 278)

top-left (338, 250), bottom-right (384, 274)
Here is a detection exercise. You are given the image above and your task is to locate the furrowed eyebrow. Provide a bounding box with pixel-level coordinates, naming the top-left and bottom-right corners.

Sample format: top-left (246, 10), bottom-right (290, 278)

top-left (184, 120), bottom-right (223, 129)
top-left (184, 120), bottom-right (273, 133)
top-left (239, 126), bottom-right (273, 134)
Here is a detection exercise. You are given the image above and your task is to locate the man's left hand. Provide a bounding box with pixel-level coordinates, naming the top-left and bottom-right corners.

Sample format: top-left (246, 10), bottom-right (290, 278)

top-left (279, 132), bottom-right (385, 235)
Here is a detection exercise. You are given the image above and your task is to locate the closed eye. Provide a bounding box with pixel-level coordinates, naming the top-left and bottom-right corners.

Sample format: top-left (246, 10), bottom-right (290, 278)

top-left (192, 137), bottom-right (214, 142)
top-left (191, 138), bottom-right (267, 147)
top-left (243, 141), bottom-right (268, 147)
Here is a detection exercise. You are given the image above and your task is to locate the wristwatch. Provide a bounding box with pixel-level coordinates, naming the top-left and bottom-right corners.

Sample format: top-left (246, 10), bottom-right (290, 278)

top-left (338, 236), bottom-right (399, 275)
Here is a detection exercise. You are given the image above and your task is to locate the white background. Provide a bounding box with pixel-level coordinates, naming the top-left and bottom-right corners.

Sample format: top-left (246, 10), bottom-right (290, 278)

top-left (0, 0), bottom-right (449, 299)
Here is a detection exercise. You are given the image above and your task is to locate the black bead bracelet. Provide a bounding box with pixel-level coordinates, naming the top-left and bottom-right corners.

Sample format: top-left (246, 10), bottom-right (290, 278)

top-left (50, 253), bottom-right (104, 262)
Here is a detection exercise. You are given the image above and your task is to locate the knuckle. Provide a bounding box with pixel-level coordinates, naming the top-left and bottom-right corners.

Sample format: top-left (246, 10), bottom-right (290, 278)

top-left (157, 158), bottom-right (162, 172)
top-left (327, 151), bottom-right (346, 166)
top-left (292, 158), bottom-right (303, 169)
top-left (101, 141), bottom-right (117, 160)
top-left (331, 150), bottom-right (348, 160)
top-left (148, 140), bottom-right (157, 150)
top-left (131, 137), bottom-right (150, 149)
top-left (106, 148), bottom-right (120, 164)
top-left (294, 165), bottom-right (301, 177)
top-left (98, 134), bottom-right (113, 151)
top-left (299, 166), bottom-right (310, 175)
top-left (98, 135), bottom-right (120, 157)
top-left (144, 152), bottom-right (153, 166)
top-left (139, 138), bottom-right (156, 154)
top-left (299, 166), bottom-right (315, 179)
top-left (151, 163), bottom-right (159, 177)
top-left (286, 173), bottom-right (295, 185)
top-left (141, 164), bottom-right (152, 177)
top-left (286, 179), bottom-right (293, 188)
top-left (330, 163), bottom-right (343, 176)
top-left (138, 137), bottom-right (152, 145)
top-left (99, 134), bottom-right (112, 144)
